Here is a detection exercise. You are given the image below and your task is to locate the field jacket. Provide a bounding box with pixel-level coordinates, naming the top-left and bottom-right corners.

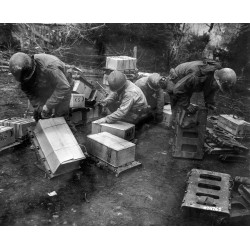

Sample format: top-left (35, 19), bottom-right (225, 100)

top-left (20, 54), bottom-right (71, 110)
top-left (135, 76), bottom-right (164, 115)
top-left (104, 80), bottom-right (148, 123)
top-left (170, 60), bottom-right (222, 108)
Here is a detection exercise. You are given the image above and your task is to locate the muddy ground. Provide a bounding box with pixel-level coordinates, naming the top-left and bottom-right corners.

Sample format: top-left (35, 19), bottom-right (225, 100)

top-left (1, 71), bottom-right (250, 226)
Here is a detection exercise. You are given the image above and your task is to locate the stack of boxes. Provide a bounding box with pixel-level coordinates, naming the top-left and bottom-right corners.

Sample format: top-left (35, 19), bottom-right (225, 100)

top-left (87, 120), bottom-right (138, 172)
top-left (103, 56), bottom-right (137, 85)
top-left (0, 117), bottom-right (36, 150)
top-left (70, 79), bottom-right (104, 125)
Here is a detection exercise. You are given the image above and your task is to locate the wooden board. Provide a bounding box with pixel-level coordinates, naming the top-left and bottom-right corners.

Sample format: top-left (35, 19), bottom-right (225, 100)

top-left (92, 121), bottom-right (135, 141)
top-left (87, 132), bottom-right (135, 167)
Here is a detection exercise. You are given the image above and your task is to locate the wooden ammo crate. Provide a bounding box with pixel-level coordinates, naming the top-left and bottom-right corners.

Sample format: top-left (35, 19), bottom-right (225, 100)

top-left (106, 56), bottom-right (137, 71)
top-left (70, 94), bottom-right (85, 108)
top-left (217, 115), bottom-right (250, 136)
top-left (0, 126), bottom-right (15, 148)
top-left (87, 132), bottom-right (135, 167)
top-left (1, 117), bottom-right (36, 139)
top-left (72, 80), bottom-right (85, 94)
top-left (163, 104), bottom-right (172, 127)
top-left (30, 117), bottom-right (85, 178)
top-left (92, 121), bottom-right (135, 141)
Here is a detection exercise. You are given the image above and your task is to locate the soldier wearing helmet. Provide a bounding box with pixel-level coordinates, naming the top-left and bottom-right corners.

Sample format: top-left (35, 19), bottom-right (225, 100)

top-left (9, 52), bottom-right (72, 122)
top-left (160, 59), bottom-right (236, 124)
top-left (95, 70), bottom-right (148, 124)
top-left (134, 73), bottom-right (165, 123)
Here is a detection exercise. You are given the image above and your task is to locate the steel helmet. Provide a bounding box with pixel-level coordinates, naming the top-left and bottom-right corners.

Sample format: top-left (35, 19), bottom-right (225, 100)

top-left (9, 52), bottom-right (35, 82)
top-left (214, 68), bottom-right (237, 92)
top-left (107, 70), bottom-right (127, 92)
top-left (147, 73), bottom-right (161, 91)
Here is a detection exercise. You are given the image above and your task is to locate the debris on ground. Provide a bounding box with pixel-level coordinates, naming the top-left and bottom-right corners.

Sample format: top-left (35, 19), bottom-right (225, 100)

top-left (48, 191), bottom-right (57, 197)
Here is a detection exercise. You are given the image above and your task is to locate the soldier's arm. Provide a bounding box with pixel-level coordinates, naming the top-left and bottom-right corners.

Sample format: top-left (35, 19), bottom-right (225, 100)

top-left (105, 92), bottom-right (134, 123)
top-left (173, 74), bottom-right (198, 108)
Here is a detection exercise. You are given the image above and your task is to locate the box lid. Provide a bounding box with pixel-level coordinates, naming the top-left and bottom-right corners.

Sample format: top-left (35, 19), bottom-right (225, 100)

top-left (87, 131), bottom-right (135, 151)
top-left (219, 114), bottom-right (246, 125)
top-left (92, 121), bottom-right (134, 131)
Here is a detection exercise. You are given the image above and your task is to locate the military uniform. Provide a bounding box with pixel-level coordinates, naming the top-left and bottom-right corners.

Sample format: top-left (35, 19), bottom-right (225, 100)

top-left (103, 80), bottom-right (148, 124)
top-left (135, 76), bottom-right (164, 117)
top-left (20, 54), bottom-right (71, 118)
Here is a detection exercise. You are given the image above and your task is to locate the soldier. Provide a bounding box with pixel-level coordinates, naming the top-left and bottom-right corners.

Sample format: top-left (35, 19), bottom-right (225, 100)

top-left (95, 70), bottom-right (148, 124)
top-left (134, 73), bottom-right (165, 123)
top-left (160, 59), bottom-right (237, 124)
top-left (9, 52), bottom-right (72, 122)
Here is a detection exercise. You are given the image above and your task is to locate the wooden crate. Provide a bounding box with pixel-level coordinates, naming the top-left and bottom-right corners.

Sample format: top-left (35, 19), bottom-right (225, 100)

top-left (72, 80), bottom-right (85, 94)
top-left (87, 132), bottom-right (135, 167)
top-left (86, 106), bottom-right (101, 123)
top-left (70, 94), bottom-right (85, 108)
top-left (217, 115), bottom-right (250, 136)
top-left (162, 104), bottom-right (172, 127)
top-left (30, 117), bottom-right (85, 178)
top-left (0, 126), bottom-right (15, 148)
top-left (1, 117), bottom-right (36, 139)
top-left (106, 56), bottom-right (137, 71)
top-left (70, 109), bottom-right (84, 125)
top-left (92, 121), bottom-right (135, 141)
top-left (83, 83), bottom-right (93, 99)
top-left (172, 108), bottom-right (207, 160)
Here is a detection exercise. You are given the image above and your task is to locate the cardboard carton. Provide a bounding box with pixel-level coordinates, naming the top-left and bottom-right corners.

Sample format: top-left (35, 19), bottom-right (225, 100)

top-left (87, 132), bottom-right (135, 167)
top-left (92, 121), bottom-right (135, 141)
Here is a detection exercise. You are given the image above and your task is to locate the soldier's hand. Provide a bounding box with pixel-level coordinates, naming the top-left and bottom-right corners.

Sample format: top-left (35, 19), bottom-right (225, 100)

top-left (94, 117), bottom-right (107, 124)
top-left (186, 104), bottom-right (197, 114)
top-left (40, 105), bottom-right (51, 119)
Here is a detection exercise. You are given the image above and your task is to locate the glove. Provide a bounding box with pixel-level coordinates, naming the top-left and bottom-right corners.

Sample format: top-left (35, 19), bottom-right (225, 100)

top-left (206, 104), bottom-right (217, 111)
top-left (186, 104), bottom-right (198, 114)
top-left (40, 105), bottom-right (51, 119)
top-left (94, 117), bottom-right (107, 124)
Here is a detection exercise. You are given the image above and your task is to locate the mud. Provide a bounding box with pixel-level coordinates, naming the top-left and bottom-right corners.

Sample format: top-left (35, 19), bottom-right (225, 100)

top-left (1, 71), bottom-right (250, 226)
